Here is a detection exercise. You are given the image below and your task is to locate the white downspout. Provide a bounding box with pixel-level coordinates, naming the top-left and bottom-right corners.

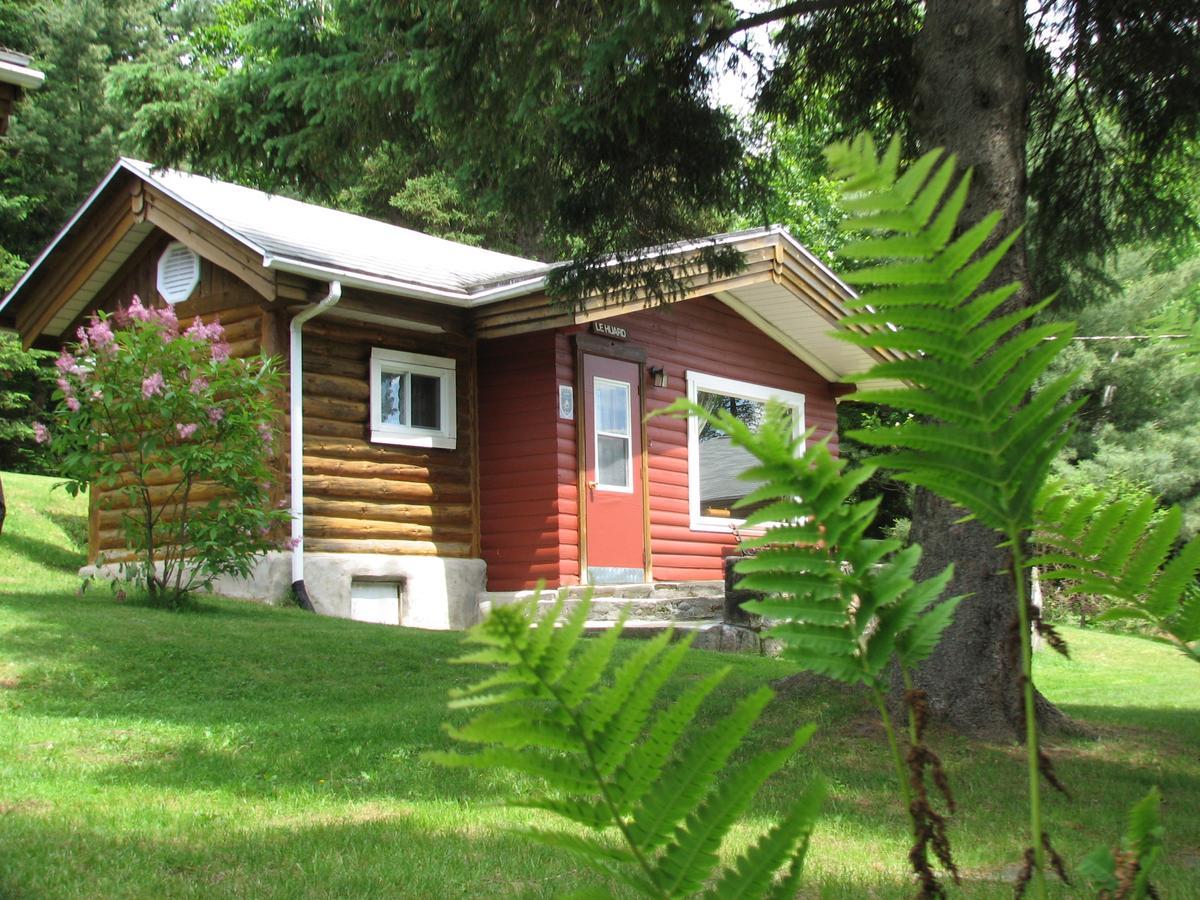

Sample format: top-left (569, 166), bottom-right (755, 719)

top-left (289, 281), bottom-right (342, 603)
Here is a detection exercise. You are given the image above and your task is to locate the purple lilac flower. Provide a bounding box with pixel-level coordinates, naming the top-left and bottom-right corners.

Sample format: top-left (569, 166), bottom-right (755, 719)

top-left (33, 422), bottom-right (49, 444)
top-left (176, 422), bottom-right (199, 440)
top-left (127, 295), bottom-right (154, 322)
top-left (189, 376), bottom-right (209, 395)
top-left (207, 406), bottom-right (224, 423)
top-left (66, 397), bottom-right (81, 412)
top-left (142, 371), bottom-right (165, 398)
top-left (211, 341), bottom-right (231, 362)
top-left (86, 316), bottom-right (114, 349)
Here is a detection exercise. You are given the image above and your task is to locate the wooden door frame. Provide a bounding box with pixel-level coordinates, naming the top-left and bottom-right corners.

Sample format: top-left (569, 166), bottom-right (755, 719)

top-left (573, 333), bottom-right (651, 583)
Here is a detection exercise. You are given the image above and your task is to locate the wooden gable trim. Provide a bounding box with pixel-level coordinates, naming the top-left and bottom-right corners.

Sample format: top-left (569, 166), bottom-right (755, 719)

top-left (58, 230), bottom-right (165, 343)
top-left (15, 181), bottom-right (139, 346)
top-left (141, 185), bottom-right (276, 302)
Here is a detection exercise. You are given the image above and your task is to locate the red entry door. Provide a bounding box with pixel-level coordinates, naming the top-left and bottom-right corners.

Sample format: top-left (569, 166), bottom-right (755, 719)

top-left (582, 354), bottom-right (646, 584)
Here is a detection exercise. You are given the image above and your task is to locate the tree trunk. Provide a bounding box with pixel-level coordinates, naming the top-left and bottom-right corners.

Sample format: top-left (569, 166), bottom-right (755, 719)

top-left (0, 473), bottom-right (6, 538)
top-left (906, 0), bottom-right (1069, 739)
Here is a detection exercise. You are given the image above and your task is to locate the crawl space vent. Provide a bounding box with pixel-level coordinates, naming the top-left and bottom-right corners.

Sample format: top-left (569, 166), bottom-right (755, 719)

top-left (349, 580), bottom-right (403, 626)
top-left (156, 241), bottom-right (201, 304)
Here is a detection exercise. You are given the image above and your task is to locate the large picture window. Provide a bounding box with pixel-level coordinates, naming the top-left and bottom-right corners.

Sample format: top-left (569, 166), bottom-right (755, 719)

top-left (686, 371), bottom-right (804, 532)
top-left (369, 348), bottom-right (457, 449)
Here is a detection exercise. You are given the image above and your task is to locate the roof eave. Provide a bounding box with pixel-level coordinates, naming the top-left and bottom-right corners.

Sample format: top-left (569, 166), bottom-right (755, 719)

top-left (0, 59), bottom-right (45, 89)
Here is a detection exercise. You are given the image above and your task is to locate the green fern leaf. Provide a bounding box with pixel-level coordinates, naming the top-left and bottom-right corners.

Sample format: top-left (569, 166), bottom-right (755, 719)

top-left (627, 687), bottom-right (774, 852)
top-left (611, 669), bottom-right (729, 813)
top-left (652, 726), bottom-right (818, 896)
top-left (704, 779), bottom-right (825, 899)
top-left (594, 638), bottom-right (694, 776)
top-left (580, 629), bottom-right (675, 740)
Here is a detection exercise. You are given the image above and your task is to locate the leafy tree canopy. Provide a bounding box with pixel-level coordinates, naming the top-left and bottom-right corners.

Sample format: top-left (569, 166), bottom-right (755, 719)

top-left (104, 0), bottom-right (1200, 307)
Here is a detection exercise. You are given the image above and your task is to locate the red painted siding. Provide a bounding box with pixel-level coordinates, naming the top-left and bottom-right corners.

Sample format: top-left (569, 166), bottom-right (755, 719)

top-left (569, 296), bottom-right (838, 583)
top-left (477, 294), bottom-right (839, 589)
top-left (478, 332), bottom-right (578, 590)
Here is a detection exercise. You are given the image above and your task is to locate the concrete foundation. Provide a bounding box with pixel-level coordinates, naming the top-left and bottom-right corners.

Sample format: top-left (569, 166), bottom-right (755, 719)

top-left (80, 552), bottom-right (488, 630)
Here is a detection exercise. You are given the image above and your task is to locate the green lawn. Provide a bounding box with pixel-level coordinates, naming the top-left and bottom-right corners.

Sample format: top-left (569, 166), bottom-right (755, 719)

top-left (1, 471), bottom-right (1197, 897)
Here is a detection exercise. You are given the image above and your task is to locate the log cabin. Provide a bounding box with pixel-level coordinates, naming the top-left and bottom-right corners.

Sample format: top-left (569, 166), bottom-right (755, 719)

top-left (0, 159), bottom-right (895, 629)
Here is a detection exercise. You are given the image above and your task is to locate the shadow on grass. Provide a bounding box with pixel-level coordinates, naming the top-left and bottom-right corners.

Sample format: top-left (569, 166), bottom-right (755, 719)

top-left (0, 805), bottom-right (620, 899)
top-left (43, 507), bottom-right (88, 552)
top-left (0, 531), bottom-right (85, 572)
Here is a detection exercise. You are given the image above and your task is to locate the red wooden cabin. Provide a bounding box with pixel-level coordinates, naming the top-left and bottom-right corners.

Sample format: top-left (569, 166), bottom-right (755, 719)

top-left (0, 161), bottom-right (892, 628)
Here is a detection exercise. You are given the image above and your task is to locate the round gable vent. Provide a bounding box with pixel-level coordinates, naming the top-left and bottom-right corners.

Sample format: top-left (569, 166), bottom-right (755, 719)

top-left (156, 241), bottom-right (201, 304)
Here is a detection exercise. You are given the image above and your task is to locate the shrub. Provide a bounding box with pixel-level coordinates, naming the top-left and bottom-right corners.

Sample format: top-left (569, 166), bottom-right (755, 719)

top-left (38, 295), bottom-right (289, 607)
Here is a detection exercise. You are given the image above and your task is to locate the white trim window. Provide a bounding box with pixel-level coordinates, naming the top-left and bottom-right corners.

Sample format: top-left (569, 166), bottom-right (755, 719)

top-left (369, 348), bottom-right (457, 449)
top-left (686, 371), bottom-right (805, 533)
top-left (593, 376), bottom-right (634, 493)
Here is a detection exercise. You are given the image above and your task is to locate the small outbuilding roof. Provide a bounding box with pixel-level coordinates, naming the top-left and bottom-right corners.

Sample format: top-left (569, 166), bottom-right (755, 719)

top-left (0, 49), bottom-right (45, 90)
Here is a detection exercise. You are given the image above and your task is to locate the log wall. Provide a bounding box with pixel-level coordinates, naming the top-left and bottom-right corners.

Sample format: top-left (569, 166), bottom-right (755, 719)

top-left (86, 230), bottom-right (275, 561)
top-left (296, 314), bottom-right (477, 558)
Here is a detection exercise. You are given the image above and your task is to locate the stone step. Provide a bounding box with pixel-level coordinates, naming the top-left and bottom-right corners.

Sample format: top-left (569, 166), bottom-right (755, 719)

top-left (581, 617), bottom-right (725, 636)
top-left (478, 582), bottom-right (725, 621)
top-left (479, 593), bottom-right (724, 622)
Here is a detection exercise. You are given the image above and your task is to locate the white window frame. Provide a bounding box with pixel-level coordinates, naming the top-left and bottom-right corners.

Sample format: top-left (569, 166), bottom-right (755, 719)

top-left (369, 348), bottom-right (457, 449)
top-left (593, 376), bottom-right (634, 493)
top-left (686, 370), bottom-right (805, 533)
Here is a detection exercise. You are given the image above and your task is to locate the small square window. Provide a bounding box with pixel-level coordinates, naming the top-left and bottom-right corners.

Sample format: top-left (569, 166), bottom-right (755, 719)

top-left (369, 348), bottom-right (457, 449)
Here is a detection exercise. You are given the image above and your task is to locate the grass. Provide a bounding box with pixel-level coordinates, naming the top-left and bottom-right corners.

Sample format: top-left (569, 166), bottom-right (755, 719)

top-left (1, 470), bottom-right (1198, 897)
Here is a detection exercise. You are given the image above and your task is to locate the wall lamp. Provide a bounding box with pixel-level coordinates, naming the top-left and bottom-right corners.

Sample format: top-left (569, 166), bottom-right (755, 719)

top-left (648, 366), bottom-right (669, 388)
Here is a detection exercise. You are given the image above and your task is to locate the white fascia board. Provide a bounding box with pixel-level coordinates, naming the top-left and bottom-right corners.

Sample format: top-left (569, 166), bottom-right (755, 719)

top-left (125, 159), bottom-right (272, 260)
top-left (0, 59), bottom-right (45, 89)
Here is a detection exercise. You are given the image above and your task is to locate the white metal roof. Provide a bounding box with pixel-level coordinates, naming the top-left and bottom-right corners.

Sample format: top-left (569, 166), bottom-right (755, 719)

top-left (119, 159), bottom-right (549, 297)
top-left (0, 160), bottom-right (894, 385)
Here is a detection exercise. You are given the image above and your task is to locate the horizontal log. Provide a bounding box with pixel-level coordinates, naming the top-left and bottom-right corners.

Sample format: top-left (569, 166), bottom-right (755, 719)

top-left (302, 417), bottom-right (364, 439)
top-left (303, 354), bottom-right (367, 380)
top-left (303, 394), bottom-right (367, 423)
top-left (302, 437), bottom-right (457, 464)
top-left (300, 454), bottom-right (466, 482)
top-left (303, 473), bottom-right (470, 503)
top-left (302, 317), bottom-right (471, 351)
top-left (303, 371), bottom-right (370, 402)
top-left (304, 497), bottom-right (472, 525)
top-left (303, 515), bottom-right (472, 543)
top-left (304, 537), bottom-right (472, 557)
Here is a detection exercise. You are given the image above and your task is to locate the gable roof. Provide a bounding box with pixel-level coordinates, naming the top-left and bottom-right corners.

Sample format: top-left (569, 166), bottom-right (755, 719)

top-left (117, 159), bottom-right (548, 299)
top-left (0, 158), bottom-right (896, 384)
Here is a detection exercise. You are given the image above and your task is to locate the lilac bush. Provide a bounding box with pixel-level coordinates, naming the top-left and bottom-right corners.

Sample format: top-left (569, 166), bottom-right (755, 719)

top-left (38, 295), bottom-right (289, 607)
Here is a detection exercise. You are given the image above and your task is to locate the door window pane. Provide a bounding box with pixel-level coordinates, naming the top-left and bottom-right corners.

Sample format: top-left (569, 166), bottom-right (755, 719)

top-left (410, 374), bottom-right (441, 430)
top-left (380, 372), bottom-right (406, 425)
top-left (597, 435), bottom-right (630, 488)
top-left (595, 381), bottom-right (630, 435)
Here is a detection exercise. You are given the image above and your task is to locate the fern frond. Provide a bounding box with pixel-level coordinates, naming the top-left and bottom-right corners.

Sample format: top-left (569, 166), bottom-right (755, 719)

top-left (652, 726), bottom-right (818, 896)
top-left (704, 780), bottom-right (825, 899)
top-left (433, 593), bottom-right (823, 896)
top-left (1035, 487), bottom-right (1200, 662)
top-left (825, 136), bottom-right (1080, 539)
top-left (627, 686), bottom-right (775, 852)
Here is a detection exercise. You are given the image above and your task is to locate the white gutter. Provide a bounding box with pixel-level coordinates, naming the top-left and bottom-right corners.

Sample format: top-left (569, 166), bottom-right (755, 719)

top-left (262, 255), bottom-right (549, 307)
top-left (289, 281), bottom-right (342, 598)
